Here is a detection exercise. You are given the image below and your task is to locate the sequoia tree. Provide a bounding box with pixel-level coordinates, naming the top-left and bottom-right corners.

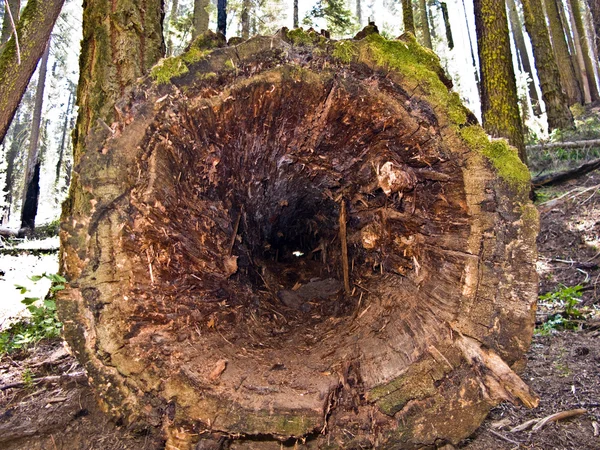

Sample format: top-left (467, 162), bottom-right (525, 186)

top-left (0, 0), bottom-right (65, 144)
top-left (521, 0), bottom-right (574, 130)
top-left (59, 24), bottom-right (539, 449)
top-left (473, 0), bottom-right (526, 162)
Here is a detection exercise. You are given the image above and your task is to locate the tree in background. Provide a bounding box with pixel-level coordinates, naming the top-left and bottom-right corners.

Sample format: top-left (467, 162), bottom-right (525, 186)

top-left (587, 0), bottom-right (600, 57)
top-left (356, 0), bottom-right (362, 26)
top-left (402, 0), bottom-right (416, 34)
top-left (521, 0), bottom-right (575, 130)
top-left (417, 0), bottom-right (432, 47)
top-left (0, 0), bottom-right (65, 144)
top-left (20, 39), bottom-right (50, 230)
top-left (473, 0), bottom-right (526, 162)
top-left (568, 0), bottom-right (599, 101)
top-left (0, 0), bottom-right (20, 46)
top-left (441, 1), bottom-right (454, 48)
top-left (506, 0), bottom-right (542, 115)
top-left (166, 0), bottom-right (179, 55)
top-left (218, 0), bottom-right (227, 35)
top-left (545, 0), bottom-right (584, 104)
top-left (304, 0), bottom-right (354, 35)
top-left (193, 0), bottom-right (210, 39)
top-left (293, 0), bottom-right (298, 27)
top-left (241, 0), bottom-right (251, 39)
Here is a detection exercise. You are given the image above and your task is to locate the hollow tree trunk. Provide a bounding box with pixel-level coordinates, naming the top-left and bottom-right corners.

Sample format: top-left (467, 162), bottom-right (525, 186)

top-left (58, 29), bottom-right (539, 449)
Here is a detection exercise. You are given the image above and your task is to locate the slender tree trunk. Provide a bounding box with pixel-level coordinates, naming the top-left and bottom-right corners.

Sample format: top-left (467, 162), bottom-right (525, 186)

top-left (506, 0), bottom-right (542, 115)
top-left (293, 0), bottom-right (298, 28)
top-left (521, 0), bottom-right (575, 129)
top-left (193, 0), bottom-right (209, 40)
top-left (55, 90), bottom-right (73, 185)
top-left (473, 0), bottom-right (526, 163)
top-left (0, 0), bottom-right (19, 45)
top-left (417, 0), bottom-right (432, 48)
top-left (569, 0), bottom-right (599, 100)
top-left (545, 0), bottom-right (584, 104)
top-left (166, 0), bottom-right (178, 55)
top-left (20, 39), bottom-right (50, 230)
top-left (356, 0), bottom-right (362, 26)
top-left (402, 0), bottom-right (416, 34)
top-left (218, 0), bottom-right (227, 36)
top-left (241, 0), bottom-right (250, 39)
top-left (1, 113), bottom-right (23, 224)
top-left (442, 2), bottom-right (455, 49)
top-left (0, 0), bottom-right (65, 145)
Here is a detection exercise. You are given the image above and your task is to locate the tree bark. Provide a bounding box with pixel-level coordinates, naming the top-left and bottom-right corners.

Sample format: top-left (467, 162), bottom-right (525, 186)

top-left (0, 0), bottom-right (19, 46)
top-left (356, 0), bottom-right (362, 26)
top-left (0, 0), bottom-right (65, 145)
top-left (218, 0), bottom-right (227, 36)
top-left (402, 0), bottom-right (416, 34)
top-left (442, 1), bottom-right (455, 49)
top-left (192, 0), bottom-right (209, 40)
top-left (417, 0), bottom-right (432, 48)
top-left (473, 0), bottom-right (527, 163)
top-left (569, 0), bottom-right (599, 101)
top-left (521, 0), bottom-right (575, 130)
top-left (1, 111), bottom-right (23, 224)
top-left (58, 29), bottom-right (539, 449)
top-left (506, 0), bottom-right (542, 116)
top-left (20, 38), bottom-right (49, 230)
top-left (241, 0), bottom-right (250, 39)
top-left (294, 0), bottom-right (299, 28)
top-left (588, 0), bottom-right (600, 57)
top-left (545, 0), bottom-right (584, 104)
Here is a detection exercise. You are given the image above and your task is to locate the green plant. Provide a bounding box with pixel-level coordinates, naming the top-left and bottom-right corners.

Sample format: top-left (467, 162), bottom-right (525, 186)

top-left (22, 368), bottom-right (34, 388)
top-left (535, 284), bottom-right (584, 334)
top-left (0, 273), bottom-right (65, 355)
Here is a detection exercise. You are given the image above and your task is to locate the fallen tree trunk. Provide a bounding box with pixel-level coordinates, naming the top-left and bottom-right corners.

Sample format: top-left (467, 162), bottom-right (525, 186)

top-left (58, 28), bottom-right (539, 449)
top-left (531, 156), bottom-right (600, 187)
top-left (526, 138), bottom-right (600, 151)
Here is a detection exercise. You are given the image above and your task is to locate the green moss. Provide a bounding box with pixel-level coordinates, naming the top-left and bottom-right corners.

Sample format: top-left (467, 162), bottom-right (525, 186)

top-left (196, 72), bottom-right (217, 81)
top-left (182, 47), bottom-right (209, 64)
top-left (358, 33), bottom-right (467, 126)
top-left (460, 125), bottom-right (531, 193)
top-left (332, 40), bottom-right (357, 63)
top-left (189, 30), bottom-right (226, 51)
top-left (150, 57), bottom-right (189, 84)
top-left (286, 28), bottom-right (326, 47)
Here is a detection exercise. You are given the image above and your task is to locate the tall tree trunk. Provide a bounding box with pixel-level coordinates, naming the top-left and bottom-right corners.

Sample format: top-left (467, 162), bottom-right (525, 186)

top-left (20, 39), bottom-right (50, 230)
top-left (356, 0), bottom-right (362, 26)
top-left (1, 112), bottom-right (23, 224)
top-left (560, 0), bottom-right (589, 99)
top-left (506, 0), bottom-right (542, 115)
top-left (55, 89), bottom-right (73, 185)
top-left (521, 0), bottom-right (575, 129)
top-left (587, 0), bottom-right (600, 56)
top-left (0, 0), bottom-right (65, 145)
top-left (545, 0), bottom-right (584, 104)
top-left (402, 0), bottom-right (416, 34)
top-left (473, 0), bottom-right (526, 163)
top-left (0, 0), bottom-right (19, 46)
top-left (218, 0), bottom-right (227, 36)
top-left (417, 0), bottom-right (432, 48)
top-left (58, 29), bottom-right (539, 450)
top-left (569, 0), bottom-right (599, 101)
top-left (294, 0), bottom-right (299, 28)
top-left (241, 0), bottom-right (250, 39)
top-left (193, 0), bottom-right (209, 40)
top-left (166, 0), bottom-right (178, 56)
top-left (442, 2), bottom-right (455, 49)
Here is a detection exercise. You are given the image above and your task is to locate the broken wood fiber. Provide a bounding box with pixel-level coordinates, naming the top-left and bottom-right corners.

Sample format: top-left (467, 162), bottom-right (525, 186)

top-left (58, 27), bottom-right (539, 449)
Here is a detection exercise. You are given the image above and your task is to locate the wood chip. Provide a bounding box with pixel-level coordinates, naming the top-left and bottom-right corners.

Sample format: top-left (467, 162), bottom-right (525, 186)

top-left (209, 359), bottom-right (228, 382)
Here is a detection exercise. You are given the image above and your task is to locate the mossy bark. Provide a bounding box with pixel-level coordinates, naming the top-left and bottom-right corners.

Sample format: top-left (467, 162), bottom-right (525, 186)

top-left (545, 0), bottom-right (584, 105)
top-left (521, 0), bottom-right (575, 130)
top-left (193, 0), bottom-right (210, 40)
top-left (402, 0), bottom-right (416, 34)
top-left (58, 28), bottom-right (539, 449)
top-left (473, 0), bottom-right (526, 163)
top-left (0, 0), bottom-right (64, 144)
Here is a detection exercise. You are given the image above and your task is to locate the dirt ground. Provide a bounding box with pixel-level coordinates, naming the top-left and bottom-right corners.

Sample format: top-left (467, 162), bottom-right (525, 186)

top-left (1, 172), bottom-right (599, 449)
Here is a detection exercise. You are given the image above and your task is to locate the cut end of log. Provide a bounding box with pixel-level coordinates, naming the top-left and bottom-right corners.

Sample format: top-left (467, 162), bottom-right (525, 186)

top-left (59, 27), bottom-right (539, 449)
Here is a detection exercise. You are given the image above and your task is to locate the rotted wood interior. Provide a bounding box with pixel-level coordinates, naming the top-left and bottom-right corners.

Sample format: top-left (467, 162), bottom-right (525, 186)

top-left (59, 30), bottom-right (539, 449)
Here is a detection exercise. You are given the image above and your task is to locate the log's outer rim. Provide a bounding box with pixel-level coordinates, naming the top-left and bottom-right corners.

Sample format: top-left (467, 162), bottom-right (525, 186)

top-left (58, 29), bottom-right (539, 448)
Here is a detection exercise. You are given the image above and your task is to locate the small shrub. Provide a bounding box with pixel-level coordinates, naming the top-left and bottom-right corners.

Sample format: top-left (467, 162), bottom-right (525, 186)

top-left (0, 273), bottom-right (65, 355)
top-left (535, 284), bottom-right (583, 334)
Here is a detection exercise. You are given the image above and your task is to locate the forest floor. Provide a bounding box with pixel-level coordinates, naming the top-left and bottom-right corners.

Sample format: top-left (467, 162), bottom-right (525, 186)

top-left (0, 172), bottom-right (599, 449)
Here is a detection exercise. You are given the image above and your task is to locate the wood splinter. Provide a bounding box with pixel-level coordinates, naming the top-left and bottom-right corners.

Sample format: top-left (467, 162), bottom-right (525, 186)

top-left (339, 199), bottom-right (351, 295)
